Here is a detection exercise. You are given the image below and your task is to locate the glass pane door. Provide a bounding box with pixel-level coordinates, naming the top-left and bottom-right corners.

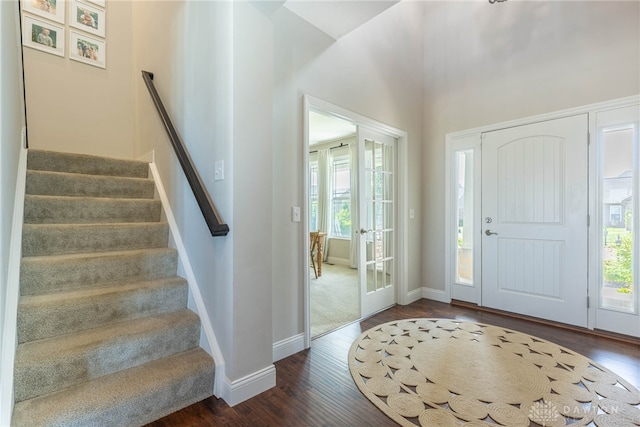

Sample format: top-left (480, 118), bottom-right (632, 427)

top-left (359, 127), bottom-right (396, 316)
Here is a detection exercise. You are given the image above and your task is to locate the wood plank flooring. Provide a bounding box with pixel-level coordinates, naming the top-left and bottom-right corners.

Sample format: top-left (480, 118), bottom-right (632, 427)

top-left (146, 299), bottom-right (640, 426)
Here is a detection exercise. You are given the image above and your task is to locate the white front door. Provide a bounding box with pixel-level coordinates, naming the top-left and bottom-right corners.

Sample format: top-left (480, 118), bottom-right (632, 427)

top-left (481, 114), bottom-right (589, 327)
top-left (358, 127), bottom-right (396, 316)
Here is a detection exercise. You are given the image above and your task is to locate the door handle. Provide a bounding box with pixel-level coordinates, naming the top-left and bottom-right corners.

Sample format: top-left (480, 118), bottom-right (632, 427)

top-left (485, 230), bottom-right (498, 236)
top-left (360, 228), bottom-right (373, 235)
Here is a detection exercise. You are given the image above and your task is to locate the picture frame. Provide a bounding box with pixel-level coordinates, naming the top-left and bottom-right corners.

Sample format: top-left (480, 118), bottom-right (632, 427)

top-left (69, 1), bottom-right (105, 38)
top-left (22, 15), bottom-right (65, 57)
top-left (21, 0), bottom-right (66, 24)
top-left (69, 30), bottom-right (105, 68)
top-left (84, 0), bottom-right (104, 7)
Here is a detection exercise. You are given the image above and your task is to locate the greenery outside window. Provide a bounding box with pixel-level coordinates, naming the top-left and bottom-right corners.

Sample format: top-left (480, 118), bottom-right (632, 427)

top-left (331, 155), bottom-right (351, 238)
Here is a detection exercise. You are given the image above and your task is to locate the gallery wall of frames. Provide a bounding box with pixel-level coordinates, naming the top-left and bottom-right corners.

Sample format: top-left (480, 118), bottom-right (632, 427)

top-left (21, 0), bottom-right (107, 69)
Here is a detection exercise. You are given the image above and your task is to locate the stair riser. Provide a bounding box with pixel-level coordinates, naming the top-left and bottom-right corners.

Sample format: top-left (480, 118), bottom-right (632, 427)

top-left (17, 280), bottom-right (188, 343)
top-left (28, 150), bottom-right (149, 178)
top-left (20, 249), bottom-right (178, 296)
top-left (22, 223), bottom-right (169, 257)
top-left (26, 170), bottom-right (155, 199)
top-left (14, 313), bottom-right (201, 402)
top-left (24, 196), bottom-right (162, 224)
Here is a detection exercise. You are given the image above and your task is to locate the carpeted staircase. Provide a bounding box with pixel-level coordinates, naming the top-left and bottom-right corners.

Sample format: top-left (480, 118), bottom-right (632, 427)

top-left (11, 149), bottom-right (215, 427)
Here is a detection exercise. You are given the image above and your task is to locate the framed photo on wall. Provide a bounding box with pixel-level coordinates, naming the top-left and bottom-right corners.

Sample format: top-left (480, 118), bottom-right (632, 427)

top-left (84, 0), bottom-right (105, 7)
top-left (69, 1), bottom-right (105, 38)
top-left (69, 30), bottom-right (105, 68)
top-left (22, 15), bottom-right (65, 57)
top-left (22, 0), bottom-right (66, 24)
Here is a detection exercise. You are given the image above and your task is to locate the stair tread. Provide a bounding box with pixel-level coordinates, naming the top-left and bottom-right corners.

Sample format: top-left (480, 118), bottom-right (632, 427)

top-left (25, 194), bottom-right (160, 202)
top-left (16, 309), bottom-right (199, 363)
top-left (22, 222), bottom-right (169, 257)
top-left (26, 170), bottom-right (155, 199)
top-left (23, 221), bottom-right (168, 230)
top-left (27, 149), bottom-right (149, 178)
top-left (20, 276), bottom-right (187, 306)
top-left (12, 348), bottom-right (214, 427)
top-left (26, 169), bottom-right (154, 183)
top-left (21, 247), bottom-right (177, 263)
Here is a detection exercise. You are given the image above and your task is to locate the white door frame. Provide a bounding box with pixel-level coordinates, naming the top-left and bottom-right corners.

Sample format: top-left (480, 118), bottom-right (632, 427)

top-left (303, 94), bottom-right (409, 349)
top-left (445, 95), bottom-right (640, 332)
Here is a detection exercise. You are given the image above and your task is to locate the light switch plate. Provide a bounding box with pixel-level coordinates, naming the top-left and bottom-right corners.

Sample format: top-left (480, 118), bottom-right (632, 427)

top-left (214, 161), bottom-right (224, 181)
top-left (292, 206), bottom-right (301, 222)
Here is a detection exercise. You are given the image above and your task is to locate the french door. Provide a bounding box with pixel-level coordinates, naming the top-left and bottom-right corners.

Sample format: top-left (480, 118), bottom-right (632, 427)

top-left (358, 127), bottom-right (397, 317)
top-left (481, 115), bottom-right (589, 327)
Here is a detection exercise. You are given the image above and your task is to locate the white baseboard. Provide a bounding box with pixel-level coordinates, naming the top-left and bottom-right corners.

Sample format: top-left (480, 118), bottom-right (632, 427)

top-left (326, 257), bottom-right (350, 267)
top-left (0, 145), bottom-right (27, 426)
top-left (422, 286), bottom-right (451, 303)
top-left (148, 160), bottom-right (226, 398)
top-left (273, 333), bottom-right (305, 362)
top-left (222, 364), bottom-right (276, 407)
top-left (405, 287), bottom-right (424, 305)
top-left (138, 150), bottom-right (155, 163)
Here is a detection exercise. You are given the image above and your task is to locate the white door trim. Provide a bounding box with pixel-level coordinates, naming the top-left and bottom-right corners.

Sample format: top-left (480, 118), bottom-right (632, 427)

top-left (303, 94), bottom-right (409, 349)
top-left (445, 95), bottom-right (640, 331)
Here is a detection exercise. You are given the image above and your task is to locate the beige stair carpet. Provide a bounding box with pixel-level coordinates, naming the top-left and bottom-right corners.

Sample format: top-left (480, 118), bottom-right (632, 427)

top-left (11, 149), bottom-right (215, 427)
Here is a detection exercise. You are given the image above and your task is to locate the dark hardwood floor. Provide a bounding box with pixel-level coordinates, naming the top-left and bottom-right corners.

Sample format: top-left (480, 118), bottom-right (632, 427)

top-left (146, 299), bottom-right (640, 426)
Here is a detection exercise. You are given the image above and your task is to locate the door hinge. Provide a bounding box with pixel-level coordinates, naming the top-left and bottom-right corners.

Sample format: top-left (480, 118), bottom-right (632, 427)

top-left (587, 132), bottom-right (591, 145)
top-left (587, 214), bottom-right (590, 227)
top-left (587, 296), bottom-right (590, 308)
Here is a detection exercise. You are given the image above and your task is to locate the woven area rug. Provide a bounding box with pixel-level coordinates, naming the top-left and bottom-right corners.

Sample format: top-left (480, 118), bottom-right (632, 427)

top-left (348, 319), bottom-right (640, 426)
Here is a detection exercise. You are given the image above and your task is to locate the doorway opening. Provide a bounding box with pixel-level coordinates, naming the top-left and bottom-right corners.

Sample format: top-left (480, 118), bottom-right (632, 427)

top-left (308, 110), bottom-right (359, 338)
top-left (303, 96), bottom-right (409, 347)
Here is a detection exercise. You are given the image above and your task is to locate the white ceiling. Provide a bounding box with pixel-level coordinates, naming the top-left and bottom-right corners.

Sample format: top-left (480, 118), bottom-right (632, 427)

top-left (283, 0), bottom-right (400, 40)
top-left (309, 111), bottom-right (356, 145)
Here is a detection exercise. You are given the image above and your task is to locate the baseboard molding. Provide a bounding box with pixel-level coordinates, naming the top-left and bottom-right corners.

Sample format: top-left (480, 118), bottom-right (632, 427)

top-left (273, 333), bottom-right (305, 362)
top-left (405, 287), bottom-right (424, 305)
top-left (222, 364), bottom-right (276, 407)
top-left (326, 257), bottom-right (350, 267)
top-left (421, 286), bottom-right (451, 304)
top-left (0, 145), bottom-right (27, 426)
top-left (138, 150), bottom-right (155, 163)
top-left (149, 160), bottom-right (226, 398)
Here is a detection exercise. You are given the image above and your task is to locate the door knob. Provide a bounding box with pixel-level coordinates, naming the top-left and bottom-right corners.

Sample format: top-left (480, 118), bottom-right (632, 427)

top-left (360, 228), bottom-right (373, 234)
top-left (485, 230), bottom-right (498, 236)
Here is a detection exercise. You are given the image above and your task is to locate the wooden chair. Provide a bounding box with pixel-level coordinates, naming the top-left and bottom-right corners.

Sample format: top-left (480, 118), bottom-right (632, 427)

top-left (310, 231), bottom-right (326, 279)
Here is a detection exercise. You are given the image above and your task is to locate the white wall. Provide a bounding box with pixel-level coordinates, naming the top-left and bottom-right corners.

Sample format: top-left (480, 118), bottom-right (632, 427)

top-left (23, 0), bottom-right (134, 158)
top-left (270, 1), bottom-right (425, 346)
top-left (0, 0), bottom-right (25, 422)
top-left (132, 0), bottom-right (275, 397)
top-left (421, 1), bottom-right (640, 292)
top-left (231, 1), bottom-right (274, 382)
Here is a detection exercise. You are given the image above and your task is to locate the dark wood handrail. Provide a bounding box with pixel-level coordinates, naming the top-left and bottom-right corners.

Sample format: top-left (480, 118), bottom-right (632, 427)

top-left (141, 71), bottom-right (229, 237)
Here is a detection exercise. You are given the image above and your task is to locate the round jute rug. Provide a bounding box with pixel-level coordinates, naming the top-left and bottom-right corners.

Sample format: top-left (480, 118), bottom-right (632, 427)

top-left (348, 319), bottom-right (640, 426)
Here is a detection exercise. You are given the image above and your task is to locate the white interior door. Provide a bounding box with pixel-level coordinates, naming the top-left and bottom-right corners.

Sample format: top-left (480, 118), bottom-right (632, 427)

top-left (481, 114), bottom-right (589, 327)
top-left (358, 127), bottom-right (396, 317)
